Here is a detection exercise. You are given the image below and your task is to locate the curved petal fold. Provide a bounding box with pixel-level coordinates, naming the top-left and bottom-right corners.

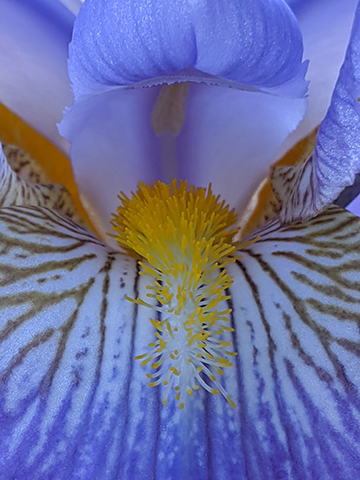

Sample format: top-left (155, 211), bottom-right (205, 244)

top-left (58, 0), bottom-right (82, 16)
top-left (177, 84), bottom-right (306, 216)
top-left (69, 0), bottom-right (306, 98)
top-left (0, 0), bottom-right (74, 153)
top-left (1, 200), bottom-right (360, 478)
top-left (276, 3), bottom-right (360, 224)
top-left (58, 87), bottom-right (162, 242)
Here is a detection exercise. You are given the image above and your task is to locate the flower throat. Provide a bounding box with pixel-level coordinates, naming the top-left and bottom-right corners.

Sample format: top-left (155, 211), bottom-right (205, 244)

top-left (111, 180), bottom-right (250, 409)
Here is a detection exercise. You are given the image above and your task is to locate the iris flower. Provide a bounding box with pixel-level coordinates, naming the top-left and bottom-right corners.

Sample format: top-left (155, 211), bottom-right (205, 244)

top-left (1, 0), bottom-right (360, 478)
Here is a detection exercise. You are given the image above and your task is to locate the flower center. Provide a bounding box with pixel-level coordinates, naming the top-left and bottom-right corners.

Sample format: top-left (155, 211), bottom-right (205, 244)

top-left (112, 180), bottom-right (245, 409)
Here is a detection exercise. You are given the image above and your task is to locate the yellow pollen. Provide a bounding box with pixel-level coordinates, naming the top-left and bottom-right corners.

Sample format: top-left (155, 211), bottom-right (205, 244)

top-left (111, 179), bottom-right (255, 410)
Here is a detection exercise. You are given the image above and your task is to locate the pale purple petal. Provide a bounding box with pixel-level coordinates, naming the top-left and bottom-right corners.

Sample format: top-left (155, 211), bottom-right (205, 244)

top-left (177, 84), bottom-right (306, 216)
top-left (69, 0), bottom-right (306, 98)
top-left (58, 0), bottom-right (82, 16)
top-left (0, 0), bottom-right (74, 154)
top-left (58, 87), bottom-right (162, 243)
top-left (61, 0), bottom-right (308, 223)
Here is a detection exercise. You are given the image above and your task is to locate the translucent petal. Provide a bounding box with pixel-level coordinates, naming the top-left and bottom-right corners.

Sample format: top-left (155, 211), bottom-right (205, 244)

top-left (177, 84), bottom-right (307, 216)
top-left (275, 4), bottom-right (360, 223)
top-left (1, 201), bottom-right (360, 478)
top-left (278, 0), bottom-right (358, 158)
top-left (60, 82), bottom-right (306, 233)
top-left (69, 0), bottom-right (306, 98)
top-left (58, 87), bottom-right (162, 244)
top-left (0, 0), bottom-right (74, 154)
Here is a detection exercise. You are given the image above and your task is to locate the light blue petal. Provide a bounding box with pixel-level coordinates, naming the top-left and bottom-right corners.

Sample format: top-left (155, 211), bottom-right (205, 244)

top-left (347, 190), bottom-right (360, 215)
top-left (69, 0), bottom-right (307, 98)
top-left (59, 82), bottom-right (306, 240)
top-left (1, 201), bottom-right (360, 479)
top-left (59, 81), bottom-right (308, 237)
top-left (60, 0), bottom-right (308, 228)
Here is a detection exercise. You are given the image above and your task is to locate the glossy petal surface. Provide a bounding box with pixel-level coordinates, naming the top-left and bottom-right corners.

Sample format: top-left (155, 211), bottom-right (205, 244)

top-left (0, 0), bottom-right (74, 154)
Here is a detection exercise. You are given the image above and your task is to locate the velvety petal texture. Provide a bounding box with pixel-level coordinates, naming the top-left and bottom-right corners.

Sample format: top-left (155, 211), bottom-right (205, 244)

top-left (275, 2), bottom-right (360, 224)
top-left (69, 0), bottom-right (306, 97)
top-left (0, 0), bottom-right (74, 154)
top-left (1, 201), bottom-right (360, 478)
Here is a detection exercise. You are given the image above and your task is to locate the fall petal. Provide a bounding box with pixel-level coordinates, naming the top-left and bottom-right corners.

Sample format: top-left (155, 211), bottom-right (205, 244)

top-left (1, 195), bottom-right (360, 479)
top-left (0, 0), bottom-right (74, 154)
top-left (227, 205), bottom-right (360, 478)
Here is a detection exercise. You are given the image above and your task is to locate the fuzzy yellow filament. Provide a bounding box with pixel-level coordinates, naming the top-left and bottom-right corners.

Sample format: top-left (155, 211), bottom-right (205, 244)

top-left (112, 180), bottom-right (245, 409)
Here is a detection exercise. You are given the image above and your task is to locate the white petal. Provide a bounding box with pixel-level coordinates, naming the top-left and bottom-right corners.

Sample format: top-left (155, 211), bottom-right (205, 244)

top-left (0, 0), bottom-right (74, 153)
